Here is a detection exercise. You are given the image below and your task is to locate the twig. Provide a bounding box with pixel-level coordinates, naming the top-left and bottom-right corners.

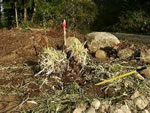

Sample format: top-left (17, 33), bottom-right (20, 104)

top-left (34, 66), bottom-right (48, 76)
top-left (40, 77), bottom-right (48, 89)
top-left (18, 97), bottom-right (29, 109)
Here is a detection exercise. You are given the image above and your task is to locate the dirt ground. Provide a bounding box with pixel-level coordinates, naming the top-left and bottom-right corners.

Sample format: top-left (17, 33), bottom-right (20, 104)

top-left (0, 29), bottom-right (150, 112)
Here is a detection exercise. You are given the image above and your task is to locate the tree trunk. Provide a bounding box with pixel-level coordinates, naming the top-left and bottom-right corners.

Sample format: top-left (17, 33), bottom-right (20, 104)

top-left (31, 6), bottom-right (36, 22)
top-left (14, 1), bottom-right (19, 28)
top-left (24, 0), bottom-right (27, 21)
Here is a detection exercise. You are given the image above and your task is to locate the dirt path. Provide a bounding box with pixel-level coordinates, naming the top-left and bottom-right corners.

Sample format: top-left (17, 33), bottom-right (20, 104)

top-left (113, 32), bottom-right (150, 43)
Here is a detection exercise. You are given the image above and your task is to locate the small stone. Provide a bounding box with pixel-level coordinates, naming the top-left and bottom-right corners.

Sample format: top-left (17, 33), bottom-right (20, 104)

top-left (114, 105), bottom-right (131, 113)
top-left (86, 107), bottom-right (96, 113)
top-left (124, 80), bottom-right (133, 88)
top-left (142, 67), bottom-right (150, 79)
top-left (91, 99), bottom-right (101, 110)
top-left (101, 101), bottom-right (109, 113)
top-left (135, 73), bottom-right (145, 80)
top-left (135, 95), bottom-right (149, 110)
top-left (73, 103), bottom-right (87, 113)
top-left (27, 100), bottom-right (38, 105)
top-left (131, 90), bottom-right (140, 100)
top-left (95, 50), bottom-right (107, 60)
top-left (73, 108), bottom-right (83, 113)
top-left (141, 49), bottom-right (150, 63)
top-left (114, 109), bottom-right (124, 113)
top-left (142, 110), bottom-right (149, 113)
top-left (118, 48), bottom-right (135, 60)
top-left (120, 105), bottom-right (132, 113)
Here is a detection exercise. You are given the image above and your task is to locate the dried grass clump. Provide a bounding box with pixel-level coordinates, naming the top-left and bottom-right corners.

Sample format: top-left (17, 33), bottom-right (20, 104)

top-left (66, 37), bottom-right (88, 66)
top-left (37, 37), bottom-right (88, 76)
top-left (38, 47), bottom-right (67, 75)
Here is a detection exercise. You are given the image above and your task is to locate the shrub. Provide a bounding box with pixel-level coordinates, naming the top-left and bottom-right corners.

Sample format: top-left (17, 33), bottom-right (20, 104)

top-left (112, 10), bottom-right (150, 33)
top-left (34, 0), bottom-right (98, 31)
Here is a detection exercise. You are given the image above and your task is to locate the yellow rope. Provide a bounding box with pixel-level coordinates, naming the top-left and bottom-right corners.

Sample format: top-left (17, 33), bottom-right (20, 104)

top-left (95, 70), bottom-right (137, 86)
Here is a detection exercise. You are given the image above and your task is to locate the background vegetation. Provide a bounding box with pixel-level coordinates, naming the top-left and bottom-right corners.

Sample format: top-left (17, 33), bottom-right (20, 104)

top-left (0, 0), bottom-right (150, 33)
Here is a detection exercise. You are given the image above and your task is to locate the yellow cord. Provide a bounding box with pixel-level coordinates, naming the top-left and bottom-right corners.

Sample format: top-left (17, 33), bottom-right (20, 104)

top-left (95, 70), bottom-right (137, 86)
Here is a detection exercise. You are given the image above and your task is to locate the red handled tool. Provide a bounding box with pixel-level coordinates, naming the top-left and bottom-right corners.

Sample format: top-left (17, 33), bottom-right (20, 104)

top-left (62, 19), bottom-right (66, 46)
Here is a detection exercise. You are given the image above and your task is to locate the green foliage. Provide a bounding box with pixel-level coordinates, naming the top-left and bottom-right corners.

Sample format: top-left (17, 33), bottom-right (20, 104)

top-left (93, 0), bottom-right (150, 34)
top-left (33, 0), bottom-right (54, 26)
top-left (1, 0), bottom-right (23, 27)
top-left (56, 0), bottom-right (98, 30)
top-left (112, 10), bottom-right (150, 33)
top-left (93, 0), bottom-right (124, 30)
top-left (20, 20), bottom-right (36, 29)
top-left (33, 0), bottom-right (97, 30)
top-left (1, 0), bottom-right (150, 33)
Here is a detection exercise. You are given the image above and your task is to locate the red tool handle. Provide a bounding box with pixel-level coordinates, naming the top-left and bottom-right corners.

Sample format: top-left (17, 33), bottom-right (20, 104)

top-left (62, 19), bottom-right (66, 30)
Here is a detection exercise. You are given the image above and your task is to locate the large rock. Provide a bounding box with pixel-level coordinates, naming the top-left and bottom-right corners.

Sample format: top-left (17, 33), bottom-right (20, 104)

top-left (118, 48), bottom-right (135, 60)
top-left (141, 49), bottom-right (150, 63)
top-left (86, 32), bottom-right (120, 52)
